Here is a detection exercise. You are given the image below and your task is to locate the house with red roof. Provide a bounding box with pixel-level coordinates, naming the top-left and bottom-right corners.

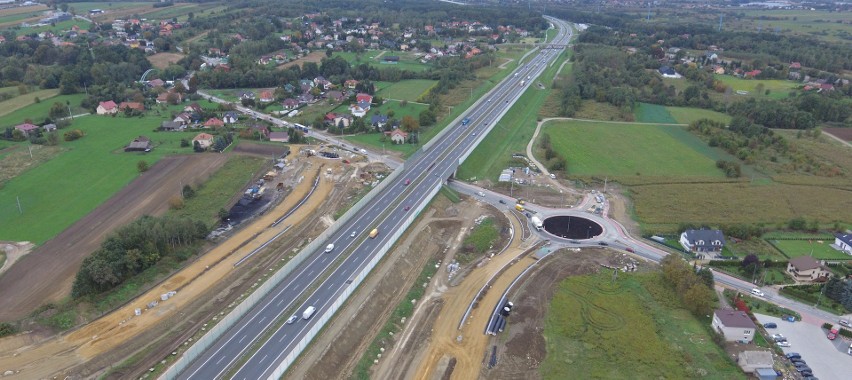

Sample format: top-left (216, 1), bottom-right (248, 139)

top-left (118, 102), bottom-right (145, 112)
top-left (259, 90), bottom-right (275, 103)
top-left (96, 101), bottom-right (118, 115)
top-left (344, 79), bottom-right (359, 89)
top-left (355, 93), bottom-right (373, 104)
top-left (385, 129), bottom-right (408, 144)
top-left (204, 118), bottom-right (225, 128)
top-left (15, 123), bottom-right (40, 137)
top-left (192, 133), bottom-right (215, 149)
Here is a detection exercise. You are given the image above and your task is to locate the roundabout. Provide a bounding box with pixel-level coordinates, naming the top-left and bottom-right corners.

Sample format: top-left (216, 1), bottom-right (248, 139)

top-left (542, 215), bottom-right (603, 240)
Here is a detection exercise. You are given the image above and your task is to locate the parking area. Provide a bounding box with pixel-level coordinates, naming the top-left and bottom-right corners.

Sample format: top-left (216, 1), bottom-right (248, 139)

top-left (755, 313), bottom-right (852, 379)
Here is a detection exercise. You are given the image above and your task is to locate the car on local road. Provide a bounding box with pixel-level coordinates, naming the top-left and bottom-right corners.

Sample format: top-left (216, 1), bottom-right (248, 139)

top-left (764, 322), bottom-right (778, 329)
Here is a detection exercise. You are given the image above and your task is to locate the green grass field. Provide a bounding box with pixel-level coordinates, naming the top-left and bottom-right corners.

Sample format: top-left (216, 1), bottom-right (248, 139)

top-left (736, 10), bottom-right (852, 43)
top-left (65, 2), bottom-right (152, 13)
top-left (456, 50), bottom-right (570, 181)
top-left (0, 94), bottom-right (87, 128)
top-left (541, 272), bottom-right (743, 379)
top-left (334, 51), bottom-right (431, 72)
top-left (543, 121), bottom-right (725, 178)
top-left (0, 89), bottom-right (61, 118)
top-left (634, 103), bottom-right (679, 124)
top-left (714, 75), bottom-right (798, 99)
top-left (770, 239), bottom-right (851, 260)
top-left (666, 106), bottom-right (732, 125)
top-left (0, 112), bottom-right (205, 244)
top-left (375, 80), bottom-right (436, 102)
top-left (20, 19), bottom-right (91, 35)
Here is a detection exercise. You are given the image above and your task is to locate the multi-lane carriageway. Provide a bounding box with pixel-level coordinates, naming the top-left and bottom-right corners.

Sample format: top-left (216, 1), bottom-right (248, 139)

top-left (177, 16), bottom-right (572, 380)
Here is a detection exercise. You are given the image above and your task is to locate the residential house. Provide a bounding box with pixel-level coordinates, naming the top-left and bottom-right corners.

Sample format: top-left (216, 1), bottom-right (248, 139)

top-left (314, 76), bottom-right (333, 90)
top-left (711, 308), bottom-right (756, 343)
top-left (237, 90), bottom-right (256, 100)
top-left (118, 102), bottom-right (145, 112)
top-left (160, 121), bottom-right (182, 131)
top-left (296, 93), bottom-right (316, 104)
top-left (332, 114), bottom-right (352, 128)
top-left (282, 98), bottom-right (300, 110)
top-left (386, 129), bottom-right (408, 144)
top-left (789, 62), bottom-right (801, 70)
top-left (192, 133), bottom-right (215, 149)
top-left (259, 90), bottom-right (275, 103)
top-left (250, 125), bottom-right (270, 138)
top-left (325, 91), bottom-right (346, 103)
top-left (679, 229), bottom-right (726, 253)
top-left (370, 114), bottom-right (389, 129)
top-left (156, 91), bottom-right (182, 104)
top-left (184, 103), bottom-right (203, 115)
top-left (355, 93), bottom-right (373, 104)
top-left (349, 103), bottom-right (368, 118)
top-left (269, 131), bottom-right (289, 143)
top-left (658, 66), bottom-right (680, 78)
top-left (96, 101), bottom-right (118, 115)
top-left (223, 111), bottom-right (239, 124)
top-left (147, 78), bottom-right (165, 88)
top-left (125, 136), bottom-right (152, 152)
top-left (787, 256), bottom-right (831, 282)
top-left (14, 123), bottom-right (40, 137)
top-left (42, 124), bottom-right (57, 132)
top-left (299, 79), bottom-right (315, 89)
top-left (835, 233), bottom-right (852, 255)
top-left (174, 112), bottom-right (193, 125)
top-left (204, 118), bottom-right (225, 128)
top-left (744, 69), bottom-right (762, 78)
top-left (344, 79), bottom-right (359, 89)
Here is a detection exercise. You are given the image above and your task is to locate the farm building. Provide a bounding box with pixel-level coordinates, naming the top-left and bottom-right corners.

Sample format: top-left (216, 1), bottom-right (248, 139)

top-left (125, 136), bottom-right (152, 152)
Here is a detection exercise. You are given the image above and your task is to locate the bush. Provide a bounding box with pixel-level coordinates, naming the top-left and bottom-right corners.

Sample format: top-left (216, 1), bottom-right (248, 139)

top-left (63, 129), bottom-right (84, 141)
top-left (0, 322), bottom-right (16, 338)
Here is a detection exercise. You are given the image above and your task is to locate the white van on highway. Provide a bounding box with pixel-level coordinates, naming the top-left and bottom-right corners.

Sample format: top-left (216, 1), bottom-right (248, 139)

top-left (302, 306), bottom-right (316, 320)
top-left (324, 244), bottom-right (334, 253)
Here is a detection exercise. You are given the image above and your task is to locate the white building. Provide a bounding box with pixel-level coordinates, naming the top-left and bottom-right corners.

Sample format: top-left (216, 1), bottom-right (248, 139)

top-left (712, 308), bottom-right (756, 343)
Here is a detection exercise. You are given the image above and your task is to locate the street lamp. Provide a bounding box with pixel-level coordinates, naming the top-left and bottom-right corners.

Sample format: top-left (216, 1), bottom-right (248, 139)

top-left (815, 283), bottom-right (826, 309)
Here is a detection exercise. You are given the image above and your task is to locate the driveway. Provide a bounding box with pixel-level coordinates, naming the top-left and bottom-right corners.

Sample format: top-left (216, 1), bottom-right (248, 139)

top-left (755, 313), bottom-right (852, 379)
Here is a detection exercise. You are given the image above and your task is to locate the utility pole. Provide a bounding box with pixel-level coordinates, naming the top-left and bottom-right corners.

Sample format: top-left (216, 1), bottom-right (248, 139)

top-left (16, 196), bottom-right (23, 214)
top-left (815, 284), bottom-right (825, 309)
top-left (603, 176), bottom-right (608, 193)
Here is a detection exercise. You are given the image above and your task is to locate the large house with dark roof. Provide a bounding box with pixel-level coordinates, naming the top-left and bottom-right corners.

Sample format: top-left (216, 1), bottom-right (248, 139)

top-left (835, 233), bottom-right (852, 255)
top-left (786, 256), bottom-right (831, 282)
top-left (679, 229), bottom-right (726, 253)
top-left (712, 308), bottom-right (756, 343)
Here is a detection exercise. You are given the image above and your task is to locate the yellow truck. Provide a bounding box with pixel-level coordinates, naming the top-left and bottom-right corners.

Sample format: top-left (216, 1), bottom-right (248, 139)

top-left (515, 204), bottom-right (525, 212)
top-left (369, 229), bottom-right (379, 239)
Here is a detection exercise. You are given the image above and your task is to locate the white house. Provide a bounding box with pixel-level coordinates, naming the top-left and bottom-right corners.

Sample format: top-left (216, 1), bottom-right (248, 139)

top-left (712, 308), bottom-right (755, 343)
top-left (834, 233), bottom-right (852, 255)
top-left (680, 229), bottom-right (726, 253)
top-left (349, 104), bottom-right (368, 118)
top-left (192, 133), bottom-right (215, 150)
top-left (96, 100), bottom-right (118, 115)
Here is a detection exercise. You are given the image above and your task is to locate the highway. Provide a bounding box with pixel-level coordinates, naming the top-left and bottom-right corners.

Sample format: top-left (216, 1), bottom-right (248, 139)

top-left (178, 16), bottom-right (573, 380)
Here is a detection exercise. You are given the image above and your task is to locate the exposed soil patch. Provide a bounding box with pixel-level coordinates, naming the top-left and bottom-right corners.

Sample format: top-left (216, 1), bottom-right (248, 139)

top-left (277, 51), bottom-right (325, 70)
top-left (824, 128), bottom-right (852, 142)
top-left (147, 53), bottom-right (185, 70)
top-left (483, 249), bottom-right (623, 379)
top-left (232, 141), bottom-right (292, 157)
top-left (0, 154), bottom-right (228, 321)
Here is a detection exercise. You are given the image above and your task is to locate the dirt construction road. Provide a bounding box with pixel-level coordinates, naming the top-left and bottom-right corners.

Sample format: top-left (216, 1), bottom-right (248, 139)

top-left (0, 159), bottom-right (334, 379)
top-left (0, 154), bottom-right (228, 322)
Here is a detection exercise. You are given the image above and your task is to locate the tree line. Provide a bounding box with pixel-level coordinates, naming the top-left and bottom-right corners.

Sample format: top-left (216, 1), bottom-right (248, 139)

top-left (660, 255), bottom-right (715, 316)
top-left (72, 216), bottom-right (209, 298)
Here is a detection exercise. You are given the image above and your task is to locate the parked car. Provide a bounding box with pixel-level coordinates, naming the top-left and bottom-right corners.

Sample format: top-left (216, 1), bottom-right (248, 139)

top-left (792, 359), bottom-right (807, 367)
top-left (785, 352), bottom-right (801, 360)
top-left (764, 322), bottom-right (777, 329)
top-left (795, 366), bottom-right (812, 373)
top-left (777, 341), bottom-right (791, 347)
top-left (598, 242), bottom-right (609, 246)
top-left (772, 334), bottom-right (785, 341)
top-left (840, 319), bottom-right (851, 328)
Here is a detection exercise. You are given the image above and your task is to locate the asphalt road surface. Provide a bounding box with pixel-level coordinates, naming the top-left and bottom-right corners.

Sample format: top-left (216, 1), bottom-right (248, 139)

top-left (179, 16), bottom-right (573, 380)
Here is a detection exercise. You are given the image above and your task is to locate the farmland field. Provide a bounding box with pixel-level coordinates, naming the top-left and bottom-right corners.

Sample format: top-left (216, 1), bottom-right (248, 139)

top-left (544, 121), bottom-right (725, 178)
top-left (0, 112), bottom-right (206, 244)
top-left (0, 89), bottom-right (61, 118)
top-left (375, 80), bottom-right (436, 102)
top-left (147, 52), bottom-right (186, 70)
top-left (769, 239), bottom-right (851, 260)
top-left (630, 182), bottom-right (852, 232)
top-left (541, 272), bottom-right (743, 379)
top-left (666, 106), bottom-right (732, 125)
top-left (334, 50), bottom-right (431, 72)
top-left (735, 10), bottom-right (852, 43)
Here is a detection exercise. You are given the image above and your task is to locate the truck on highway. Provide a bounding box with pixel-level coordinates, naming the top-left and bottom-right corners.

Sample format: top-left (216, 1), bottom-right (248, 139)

top-left (515, 204), bottom-right (525, 212)
top-left (369, 228), bottom-right (379, 239)
top-left (302, 306), bottom-right (316, 320)
top-left (828, 324), bottom-right (840, 340)
top-left (531, 216), bottom-right (543, 231)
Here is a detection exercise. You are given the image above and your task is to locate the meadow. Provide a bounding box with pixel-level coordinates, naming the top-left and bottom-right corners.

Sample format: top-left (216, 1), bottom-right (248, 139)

top-left (18, 19), bottom-right (91, 35)
top-left (334, 50), bottom-right (431, 72)
top-left (374, 80), bottom-right (436, 102)
top-left (0, 89), bottom-right (61, 118)
top-left (666, 106), bottom-right (732, 125)
top-left (541, 272), bottom-right (743, 379)
top-left (543, 120), bottom-right (725, 178)
top-left (735, 9), bottom-right (852, 43)
top-left (634, 103), bottom-right (679, 124)
top-left (769, 239), bottom-right (851, 261)
top-left (0, 111), bottom-right (205, 244)
top-left (0, 94), bottom-right (87, 128)
top-left (713, 75), bottom-right (798, 99)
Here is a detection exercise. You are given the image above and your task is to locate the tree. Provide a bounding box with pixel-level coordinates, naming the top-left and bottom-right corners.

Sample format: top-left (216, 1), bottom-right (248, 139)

top-left (182, 184), bottom-right (196, 199)
top-left (137, 160), bottom-right (149, 173)
top-left (49, 102), bottom-right (67, 120)
top-left (697, 267), bottom-right (715, 289)
top-left (401, 115), bottom-right (419, 133)
top-left (683, 284), bottom-right (714, 315)
top-left (193, 140), bottom-right (204, 152)
top-left (218, 208), bottom-right (230, 222)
